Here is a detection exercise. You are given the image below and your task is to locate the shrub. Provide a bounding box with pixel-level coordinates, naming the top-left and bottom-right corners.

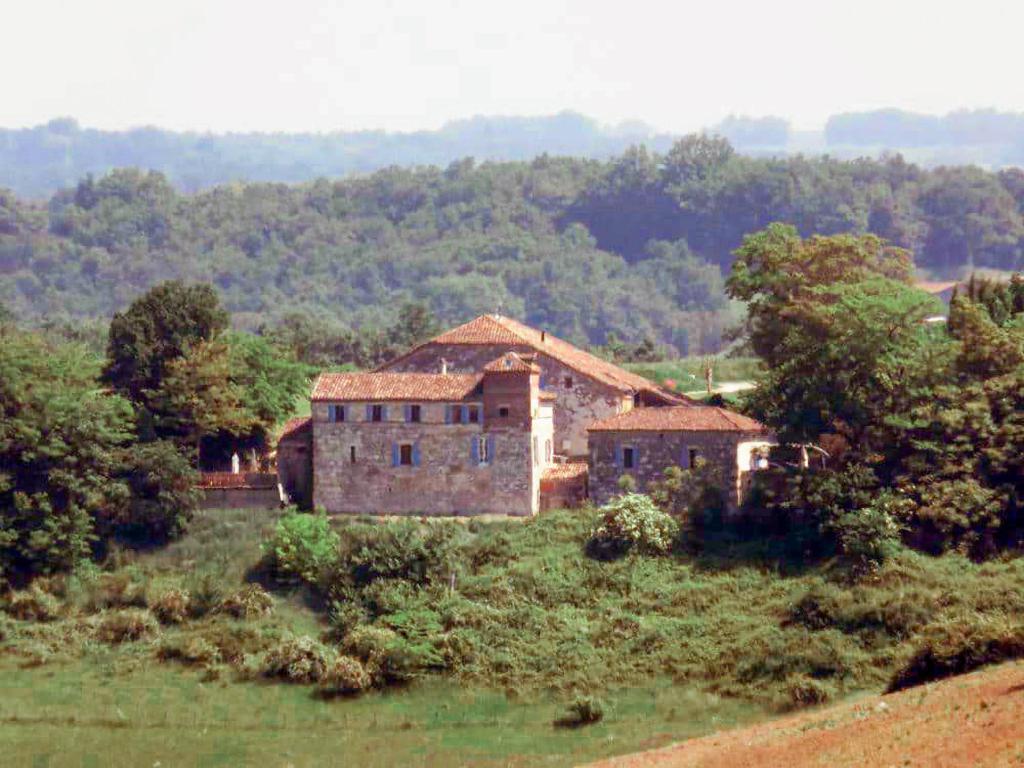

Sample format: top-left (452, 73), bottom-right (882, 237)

top-left (218, 584), bottom-right (274, 620)
top-left (264, 511), bottom-right (339, 585)
top-left (339, 518), bottom-right (463, 587)
top-left (3, 586), bottom-right (61, 622)
top-left (80, 571), bottom-right (148, 613)
top-left (554, 696), bottom-right (605, 728)
top-left (785, 676), bottom-right (833, 709)
top-left (157, 636), bottom-right (222, 666)
top-left (589, 494), bottom-right (680, 558)
top-left (888, 615), bottom-right (1024, 692)
top-left (823, 492), bottom-right (903, 570)
top-left (183, 570), bottom-right (226, 618)
top-left (340, 624), bottom-right (435, 684)
top-left (260, 635), bottom-right (333, 683)
top-left (319, 655), bottom-right (372, 696)
top-left (97, 609), bottom-right (159, 644)
top-left (150, 588), bottom-right (191, 624)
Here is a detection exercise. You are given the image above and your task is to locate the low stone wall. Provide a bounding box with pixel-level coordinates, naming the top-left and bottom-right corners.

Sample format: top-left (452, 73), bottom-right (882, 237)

top-left (199, 486), bottom-right (281, 510)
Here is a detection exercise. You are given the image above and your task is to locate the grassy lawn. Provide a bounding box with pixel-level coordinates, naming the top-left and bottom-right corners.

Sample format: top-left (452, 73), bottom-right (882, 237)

top-left (0, 659), bottom-right (765, 767)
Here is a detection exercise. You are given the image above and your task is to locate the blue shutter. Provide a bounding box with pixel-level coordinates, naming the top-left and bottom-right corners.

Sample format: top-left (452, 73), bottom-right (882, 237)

top-left (615, 443), bottom-right (623, 468)
top-left (412, 442), bottom-right (421, 467)
top-left (470, 437), bottom-right (479, 464)
top-left (327, 404), bottom-right (336, 422)
top-left (486, 435), bottom-right (496, 464)
top-left (461, 405), bottom-right (469, 424)
top-left (539, 374), bottom-right (547, 390)
top-left (366, 404), bottom-right (373, 421)
top-left (403, 404), bottom-right (411, 422)
top-left (381, 405), bottom-right (389, 421)
top-left (445, 405), bottom-right (452, 424)
top-left (391, 443), bottom-right (400, 467)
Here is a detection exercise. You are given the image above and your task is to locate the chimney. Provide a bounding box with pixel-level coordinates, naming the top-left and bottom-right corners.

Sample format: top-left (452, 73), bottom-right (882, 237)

top-left (541, 330), bottom-right (546, 342)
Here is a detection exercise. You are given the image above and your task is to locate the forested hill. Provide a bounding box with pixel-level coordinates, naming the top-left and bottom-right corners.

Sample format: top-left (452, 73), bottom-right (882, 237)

top-left (2, 135), bottom-right (1024, 354)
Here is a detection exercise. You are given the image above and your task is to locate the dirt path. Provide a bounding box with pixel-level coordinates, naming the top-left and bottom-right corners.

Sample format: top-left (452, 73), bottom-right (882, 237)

top-left (588, 662), bottom-right (1024, 768)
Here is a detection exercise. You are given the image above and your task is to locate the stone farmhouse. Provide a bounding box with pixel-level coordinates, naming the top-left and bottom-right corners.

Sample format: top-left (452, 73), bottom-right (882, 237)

top-left (278, 315), bottom-right (775, 516)
top-left (377, 314), bottom-right (687, 457)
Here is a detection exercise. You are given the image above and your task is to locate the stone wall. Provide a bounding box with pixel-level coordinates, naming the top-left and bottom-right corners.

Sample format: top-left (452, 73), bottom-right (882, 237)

top-left (200, 487), bottom-right (281, 510)
top-left (311, 397), bottom-right (544, 517)
top-left (382, 342), bottom-right (629, 458)
top-left (588, 430), bottom-right (769, 512)
top-left (278, 439), bottom-right (313, 509)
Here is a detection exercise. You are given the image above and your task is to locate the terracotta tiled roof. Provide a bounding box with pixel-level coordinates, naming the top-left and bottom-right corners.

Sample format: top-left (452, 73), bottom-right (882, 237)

top-left (587, 405), bottom-right (768, 433)
top-left (198, 472), bottom-right (278, 489)
top-left (311, 372), bottom-right (482, 402)
top-left (278, 416), bottom-right (312, 443)
top-left (384, 314), bottom-right (691, 399)
top-left (483, 351), bottom-right (541, 374)
top-left (539, 390), bottom-right (558, 401)
top-left (541, 461), bottom-right (589, 482)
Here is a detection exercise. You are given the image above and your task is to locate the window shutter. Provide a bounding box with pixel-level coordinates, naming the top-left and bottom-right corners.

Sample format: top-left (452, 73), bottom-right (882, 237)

top-left (539, 374), bottom-right (546, 389)
top-left (470, 437), bottom-right (479, 464)
top-left (327, 404), bottom-right (336, 422)
top-left (445, 405), bottom-right (452, 424)
top-left (412, 442), bottom-right (421, 467)
top-left (381, 405), bottom-right (389, 421)
top-left (461, 405), bottom-right (469, 424)
top-left (487, 435), bottom-right (496, 463)
top-left (365, 404), bottom-right (373, 421)
top-left (403, 404), bottom-right (411, 422)
top-left (615, 443), bottom-right (623, 468)
top-left (681, 445), bottom-right (689, 468)
top-left (391, 443), bottom-right (400, 467)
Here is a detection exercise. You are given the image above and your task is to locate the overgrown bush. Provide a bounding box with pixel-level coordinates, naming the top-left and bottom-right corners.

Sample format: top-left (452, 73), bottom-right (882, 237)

top-left (79, 570), bottom-right (148, 613)
top-left (263, 510), bottom-right (339, 584)
top-left (319, 655), bottom-right (372, 696)
top-left (259, 635), bottom-right (333, 683)
top-left (157, 636), bottom-right (222, 667)
top-left (785, 675), bottom-right (833, 709)
top-left (888, 615), bottom-right (1024, 692)
top-left (588, 494), bottom-right (680, 558)
top-left (149, 588), bottom-right (191, 624)
top-left (183, 570), bottom-right (227, 617)
top-left (96, 609), bottom-right (159, 644)
top-left (823, 492), bottom-right (903, 570)
top-left (338, 518), bottom-right (464, 588)
top-left (3, 586), bottom-right (61, 622)
top-left (217, 584), bottom-right (274, 620)
top-left (553, 696), bottom-right (605, 728)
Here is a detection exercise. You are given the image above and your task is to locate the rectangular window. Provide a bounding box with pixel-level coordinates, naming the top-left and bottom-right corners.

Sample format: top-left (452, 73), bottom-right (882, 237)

top-left (688, 448), bottom-right (700, 468)
top-left (622, 446), bottom-right (636, 469)
top-left (400, 444), bottom-right (413, 466)
top-left (328, 404), bottom-right (345, 423)
top-left (467, 405), bottom-right (480, 423)
top-left (350, 446), bottom-right (357, 463)
top-left (477, 436), bottom-right (490, 465)
top-left (451, 405), bottom-right (463, 424)
top-left (564, 376), bottom-right (573, 389)
top-left (533, 437), bottom-right (539, 466)
top-left (545, 439), bottom-right (552, 463)
top-left (408, 404), bottom-right (421, 423)
top-left (498, 406), bottom-right (510, 418)
top-left (371, 405), bottom-right (384, 422)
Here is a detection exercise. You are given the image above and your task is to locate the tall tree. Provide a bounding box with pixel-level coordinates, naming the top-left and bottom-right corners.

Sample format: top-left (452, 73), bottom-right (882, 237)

top-left (104, 281), bottom-right (229, 409)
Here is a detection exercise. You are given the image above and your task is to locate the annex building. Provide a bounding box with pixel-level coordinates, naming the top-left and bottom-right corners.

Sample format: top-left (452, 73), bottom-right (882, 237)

top-left (279, 315), bottom-right (774, 516)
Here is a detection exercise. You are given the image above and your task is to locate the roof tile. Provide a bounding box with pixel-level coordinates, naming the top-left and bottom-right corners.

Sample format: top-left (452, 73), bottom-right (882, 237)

top-left (587, 405), bottom-right (768, 433)
top-left (311, 372), bottom-right (482, 402)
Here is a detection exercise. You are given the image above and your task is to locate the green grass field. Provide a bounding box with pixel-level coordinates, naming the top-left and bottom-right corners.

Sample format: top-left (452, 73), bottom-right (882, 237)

top-left (0, 659), bottom-right (765, 767)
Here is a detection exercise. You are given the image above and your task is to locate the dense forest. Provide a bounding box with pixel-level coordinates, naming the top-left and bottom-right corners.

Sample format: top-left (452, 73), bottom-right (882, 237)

top-left (2, 133), bottom-right (1024, 354)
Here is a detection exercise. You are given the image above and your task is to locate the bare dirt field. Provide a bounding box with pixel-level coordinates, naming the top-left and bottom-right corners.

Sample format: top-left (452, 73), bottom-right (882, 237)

top-left (589, 662), bottom-right (1024, 768)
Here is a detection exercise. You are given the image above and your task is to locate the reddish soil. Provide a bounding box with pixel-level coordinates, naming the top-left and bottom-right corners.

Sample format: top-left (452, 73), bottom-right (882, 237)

top-left (590, 662), bottom-right (1024, 768)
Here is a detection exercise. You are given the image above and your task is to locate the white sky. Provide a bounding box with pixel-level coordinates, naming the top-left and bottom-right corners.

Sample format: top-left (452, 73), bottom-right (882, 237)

top-left (2, 0), bottom-right (1021, 134)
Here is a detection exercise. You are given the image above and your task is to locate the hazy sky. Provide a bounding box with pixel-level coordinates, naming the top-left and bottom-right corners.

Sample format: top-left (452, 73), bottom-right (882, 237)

top-left (3, 0), bottom-right (1021, 134)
